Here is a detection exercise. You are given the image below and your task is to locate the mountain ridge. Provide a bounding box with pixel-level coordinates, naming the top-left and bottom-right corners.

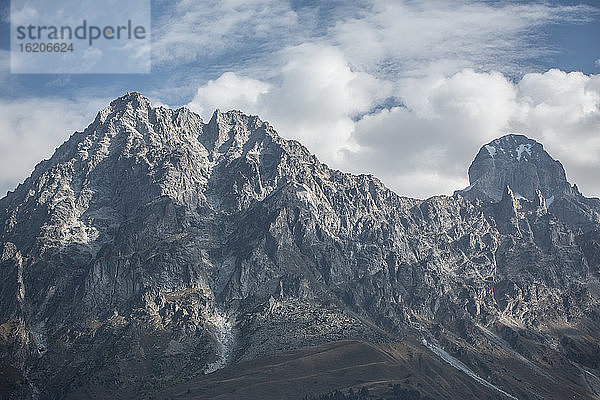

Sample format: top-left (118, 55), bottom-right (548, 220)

top-left (1, 93), bottom-right (600, 400)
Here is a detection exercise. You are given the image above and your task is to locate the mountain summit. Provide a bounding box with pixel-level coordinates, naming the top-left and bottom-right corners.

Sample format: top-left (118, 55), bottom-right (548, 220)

top-left (456, 134), bottom-right (571, 202)
top-left (456, 133), bottom-right (600, 230)
top-left (1, 94), bottom-right (600, 400)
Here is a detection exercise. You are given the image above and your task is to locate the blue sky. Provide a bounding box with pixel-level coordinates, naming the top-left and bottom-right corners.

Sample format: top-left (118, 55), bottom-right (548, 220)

top-left (1, 0), bottom-right (600, 198)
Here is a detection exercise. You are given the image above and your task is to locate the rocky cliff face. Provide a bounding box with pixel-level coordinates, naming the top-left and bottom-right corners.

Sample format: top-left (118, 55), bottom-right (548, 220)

top-left (456, 134), bottom-right (600, 232)
top-left (1, 94), bottom-right (600, 400)
top-left (457, 134), bottom-right (570, 202)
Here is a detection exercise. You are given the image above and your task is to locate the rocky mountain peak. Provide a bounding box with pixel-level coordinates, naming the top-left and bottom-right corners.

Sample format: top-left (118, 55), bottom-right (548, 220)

top-left (455, 132), bottom-right (600, 231)
top-left (456, 133), bottom-right (571, 204)
top-left (202, 108), bottom-right (273, 153)
top-left (95, 91), bottom-right (153, 123)
top-left (110, 91), bottom-right (151, 109)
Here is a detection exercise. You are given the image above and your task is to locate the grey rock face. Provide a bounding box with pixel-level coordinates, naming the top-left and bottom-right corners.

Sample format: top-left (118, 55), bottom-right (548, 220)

top-left (457, 134), bottom-right (570, 202)
top-left (1, 94), bottom-right (600, 399)
top-left (457, 133), bottom-right (600, 231)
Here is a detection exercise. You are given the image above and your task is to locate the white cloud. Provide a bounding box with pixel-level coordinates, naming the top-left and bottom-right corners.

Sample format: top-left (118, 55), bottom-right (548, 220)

top-left (9, 5), bottom-right (39, 25)
top-left (152, 0), bottom-right (596, 81)
top-left (189, 43), bottom-right (389, 164)
top-left (259, 44), bottom-right (388, 163)
top-left (340, 0), bottom-right (591, 70)
top-left (345, 70), bottom-right (518, 197)
top-left (0, 97), bottom-right (106, 196)
top-left (188, 72), bottom-right (270, 117)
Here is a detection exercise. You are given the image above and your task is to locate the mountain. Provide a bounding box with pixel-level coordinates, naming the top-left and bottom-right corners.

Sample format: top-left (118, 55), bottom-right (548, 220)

top-left (1, 93), bottom-right (600, 400)
top-left (456, 134), bottom-right (600, 231)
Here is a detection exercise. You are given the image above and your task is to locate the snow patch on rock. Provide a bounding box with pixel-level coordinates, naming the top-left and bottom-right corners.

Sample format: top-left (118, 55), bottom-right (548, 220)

top-left (485, 145), bottom-right (497, 158)
top-left (516, 144), bottom-right (532, 161)
top-left (461, 184), bottom-right (474, 193)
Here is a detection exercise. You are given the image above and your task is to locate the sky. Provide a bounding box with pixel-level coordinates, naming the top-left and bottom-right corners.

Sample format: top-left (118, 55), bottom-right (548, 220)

top-left (1, 0), bottom-right (600, 199)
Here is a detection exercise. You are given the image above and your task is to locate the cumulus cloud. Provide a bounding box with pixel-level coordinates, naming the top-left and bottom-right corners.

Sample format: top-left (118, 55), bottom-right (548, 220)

top-left (345, 70), bottom-right (519, 196)
top-left (258, 44), bottom-right (388, 163)
top-left (189, 44), bottom-right (389, 164)
top-left (188, 72), bottom-right (270, 117)
top-left (0, 97), bottom-right (106, 196)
